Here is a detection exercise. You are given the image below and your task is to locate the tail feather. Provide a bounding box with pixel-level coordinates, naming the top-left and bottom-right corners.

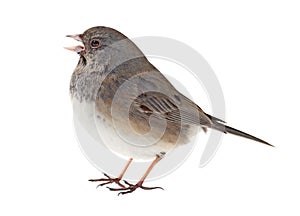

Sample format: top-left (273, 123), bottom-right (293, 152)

top-left (207, 115), bottom-right (273, 147)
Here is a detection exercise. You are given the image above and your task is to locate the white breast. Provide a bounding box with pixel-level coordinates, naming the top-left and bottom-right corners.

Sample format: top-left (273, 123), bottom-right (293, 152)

top-left (72, 98), bottom-right (192, 161)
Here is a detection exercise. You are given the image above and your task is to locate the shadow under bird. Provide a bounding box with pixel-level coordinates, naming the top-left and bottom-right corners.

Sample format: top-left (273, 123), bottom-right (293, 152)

top-left (66, 26), bottom-right (273, 195)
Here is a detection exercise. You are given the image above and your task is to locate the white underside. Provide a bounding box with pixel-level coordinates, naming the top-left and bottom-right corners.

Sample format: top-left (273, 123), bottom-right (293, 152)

top-left (72, 98), bottom-right (198, 161)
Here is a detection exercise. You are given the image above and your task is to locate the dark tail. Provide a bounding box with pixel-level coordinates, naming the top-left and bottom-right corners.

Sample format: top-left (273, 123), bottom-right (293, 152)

top-left (206, 114), bottom-right (274, 147)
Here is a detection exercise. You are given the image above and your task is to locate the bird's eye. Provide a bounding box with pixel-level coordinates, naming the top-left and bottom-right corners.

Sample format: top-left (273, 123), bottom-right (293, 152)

top-left (90, 39), bottom-right (101, 48)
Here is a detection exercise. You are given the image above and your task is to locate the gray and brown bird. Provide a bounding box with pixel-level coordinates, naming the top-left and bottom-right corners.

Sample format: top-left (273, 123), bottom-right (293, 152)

top-left (66, 26), bottom-right (272, 195)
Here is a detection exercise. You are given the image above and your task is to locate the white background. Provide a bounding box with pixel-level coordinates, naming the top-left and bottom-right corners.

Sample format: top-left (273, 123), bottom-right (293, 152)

top-left (1, 0), bottom-right (299, 215)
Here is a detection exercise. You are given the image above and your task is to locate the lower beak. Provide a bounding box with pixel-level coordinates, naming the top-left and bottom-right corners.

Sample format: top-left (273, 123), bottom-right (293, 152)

top-left (64, 45), bottom-right (85, 53)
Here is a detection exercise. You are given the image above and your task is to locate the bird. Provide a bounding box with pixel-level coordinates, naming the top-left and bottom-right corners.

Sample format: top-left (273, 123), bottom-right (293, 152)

top-left (66, 26), bottom-right (273, 195)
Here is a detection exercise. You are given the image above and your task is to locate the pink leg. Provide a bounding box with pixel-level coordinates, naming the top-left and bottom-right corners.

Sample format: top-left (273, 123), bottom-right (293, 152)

top-left (108, 154), bottom-right (164, 195)
top-left (89, 158), bottom-right (133, 188)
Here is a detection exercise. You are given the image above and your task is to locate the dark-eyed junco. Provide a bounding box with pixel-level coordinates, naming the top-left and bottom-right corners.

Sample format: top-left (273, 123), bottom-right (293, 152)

top-left (66, 26), bottom-right (273, 195)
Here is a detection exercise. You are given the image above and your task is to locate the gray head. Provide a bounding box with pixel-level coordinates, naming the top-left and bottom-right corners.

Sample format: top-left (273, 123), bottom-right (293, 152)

top-left (66, 26), bottom-right (144, 65)
top-left (67, 26), bottom-right (147, 101)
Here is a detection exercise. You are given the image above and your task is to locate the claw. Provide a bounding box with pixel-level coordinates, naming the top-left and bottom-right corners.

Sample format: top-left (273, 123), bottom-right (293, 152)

top-left (107, 181), bottom-right (164, 195)
top-left (89, 173), bottom-right (126, 188)
top-left (123, 180), bottom-right (134, 186)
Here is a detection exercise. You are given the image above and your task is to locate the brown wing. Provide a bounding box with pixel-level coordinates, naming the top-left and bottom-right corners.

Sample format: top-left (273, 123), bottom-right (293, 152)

top-left (130, 91), bottom-right (212, 129)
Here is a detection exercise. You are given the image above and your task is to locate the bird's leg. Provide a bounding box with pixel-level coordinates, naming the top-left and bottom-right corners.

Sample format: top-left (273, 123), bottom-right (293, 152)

top-left (89, 157), bottom-right (133, 188)
top-left (108, 154), bottom-right (164, 195)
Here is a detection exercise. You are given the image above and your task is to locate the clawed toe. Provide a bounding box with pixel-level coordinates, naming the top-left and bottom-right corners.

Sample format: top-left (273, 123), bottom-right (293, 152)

top-left (107, 181), bottom-right (164, 195)
top-left (89, 156), bottom-right (164, 195)
top-left (89, 173), bottom-right (125, 188)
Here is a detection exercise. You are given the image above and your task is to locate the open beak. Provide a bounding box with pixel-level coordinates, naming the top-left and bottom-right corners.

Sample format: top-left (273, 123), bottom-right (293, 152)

top-left (65, 34), bottom-right (85, 53)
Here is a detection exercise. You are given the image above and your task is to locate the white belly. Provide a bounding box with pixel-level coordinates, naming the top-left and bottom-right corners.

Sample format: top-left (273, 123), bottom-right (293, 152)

top-left (72, 98), bottom-right (180, 161)
top-left (72, 97), bottom-right (201, 180)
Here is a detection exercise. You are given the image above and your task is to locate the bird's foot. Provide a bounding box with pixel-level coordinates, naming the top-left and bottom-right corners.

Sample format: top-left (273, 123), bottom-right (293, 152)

top-left (89, 173), bottom-right (125, 188)
top-left (107, 180), bottom-right (164, 195)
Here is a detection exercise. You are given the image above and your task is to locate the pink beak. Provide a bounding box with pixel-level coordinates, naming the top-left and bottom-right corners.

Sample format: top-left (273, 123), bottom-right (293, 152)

top-left (64, 45), bottom-right (85, 53)
top-left (65, 34), bottom-right (85, 53)
top-left (66, 34), bottom-right (83, 42)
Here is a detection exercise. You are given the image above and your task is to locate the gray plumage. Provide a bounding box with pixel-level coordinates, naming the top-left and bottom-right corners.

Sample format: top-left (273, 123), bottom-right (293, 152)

top-left (69, 26), bottom-right (272, 147)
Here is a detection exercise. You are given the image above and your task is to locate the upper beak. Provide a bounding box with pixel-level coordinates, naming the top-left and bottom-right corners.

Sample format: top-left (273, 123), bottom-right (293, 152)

top-left (66, 34), bottom-right (83, 42)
